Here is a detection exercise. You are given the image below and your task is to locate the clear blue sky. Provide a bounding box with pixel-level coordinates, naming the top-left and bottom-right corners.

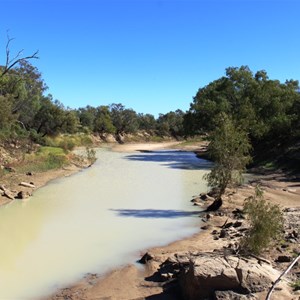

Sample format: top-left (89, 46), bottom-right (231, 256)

top-left (0, 0), bottom-right (299, 116)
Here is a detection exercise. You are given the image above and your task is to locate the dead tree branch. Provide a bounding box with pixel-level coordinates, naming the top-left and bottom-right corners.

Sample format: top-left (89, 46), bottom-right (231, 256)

top-left (1, 33), bottom-right (39, 78)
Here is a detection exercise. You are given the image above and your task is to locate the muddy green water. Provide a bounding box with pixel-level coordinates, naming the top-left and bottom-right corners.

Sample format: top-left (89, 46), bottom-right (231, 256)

top-left (0, 149), bottom-right (211, 299)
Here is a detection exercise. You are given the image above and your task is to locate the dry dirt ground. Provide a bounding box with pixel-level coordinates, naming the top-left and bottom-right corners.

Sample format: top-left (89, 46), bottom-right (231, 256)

top-left (0, 165), bottom-right (84, 206)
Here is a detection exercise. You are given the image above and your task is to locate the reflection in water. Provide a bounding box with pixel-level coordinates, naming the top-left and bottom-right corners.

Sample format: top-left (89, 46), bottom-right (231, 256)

top-left (0, 149), bottom-right (210, 299)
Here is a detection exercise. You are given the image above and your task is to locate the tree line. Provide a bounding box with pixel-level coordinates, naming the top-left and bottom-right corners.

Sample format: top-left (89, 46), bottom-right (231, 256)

top-left (0, 39), bottom-right (185, 142)
top-left (1, 39), bottom-right (300, 171)
top-left (184, 66), bottom-right (300, 165)
top-left (187, 66), bottom-right (300, 210)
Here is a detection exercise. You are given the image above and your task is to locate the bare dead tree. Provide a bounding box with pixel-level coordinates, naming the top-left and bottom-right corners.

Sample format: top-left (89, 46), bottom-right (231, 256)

top-left (0, 32), bottom-right (39, 78)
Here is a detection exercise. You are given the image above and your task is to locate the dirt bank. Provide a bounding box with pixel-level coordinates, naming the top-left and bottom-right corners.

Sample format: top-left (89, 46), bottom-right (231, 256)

top-left (0, 147), bottom-right (93, 206)
top-left (111, 141), bottom-right (184, 152)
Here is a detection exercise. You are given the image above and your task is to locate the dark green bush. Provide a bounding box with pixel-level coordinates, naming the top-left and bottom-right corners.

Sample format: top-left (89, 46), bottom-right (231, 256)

top-left (241, 186), bottom-right (284, 255)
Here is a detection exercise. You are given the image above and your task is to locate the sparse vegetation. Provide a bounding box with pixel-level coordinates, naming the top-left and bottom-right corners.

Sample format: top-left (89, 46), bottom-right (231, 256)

top-left (16, 146), bottom-right (68, 173)
top-left (240, 186), bottom-right (284, 255)
top-left (85, 147), bottom-right (97, 165)
top-left (291, 280), bottom-right (300, 291)
top-left (44, 134), bottom-right (93, 150)
top-left (174, 136), bottom-right (204, 147)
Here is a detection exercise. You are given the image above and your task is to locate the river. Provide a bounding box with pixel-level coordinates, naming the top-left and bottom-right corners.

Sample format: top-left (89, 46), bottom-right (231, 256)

top-left (0, 148), bottom-right (211, 299)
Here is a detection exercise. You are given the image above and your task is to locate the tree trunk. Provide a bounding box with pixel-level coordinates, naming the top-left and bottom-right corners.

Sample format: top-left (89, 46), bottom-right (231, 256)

top-left (206, 198), bottom-right (223, 211)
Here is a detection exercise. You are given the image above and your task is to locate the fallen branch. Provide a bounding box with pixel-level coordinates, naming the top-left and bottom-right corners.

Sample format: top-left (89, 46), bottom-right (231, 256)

top-left (19, 182), bottom-right (35, 188)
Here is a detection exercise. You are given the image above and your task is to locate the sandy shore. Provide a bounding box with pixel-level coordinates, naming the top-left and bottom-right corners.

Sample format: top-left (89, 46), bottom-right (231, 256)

top-left (110, 141), bottom-right (186, 152)
top-left (43, 142), bottom-right (300, 300)
top-left (0, 164), bottom-right (85, 206)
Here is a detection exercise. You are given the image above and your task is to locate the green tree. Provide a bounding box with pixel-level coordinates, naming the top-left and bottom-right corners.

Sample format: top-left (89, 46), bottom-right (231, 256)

top-left (137, 113), bottom-right (156, 132)
top-left (13, 61), bottom-right (47, 128)
top-left (77, 105), bottom-right (97, 132)
top-left (110, 103), bottom-right (139, 135)
top-left (0, 95), bottom-right (16, 133)
top-left (204, 113), bottom-right (252, 210)
top-left (33, 96), bottom-right (73, 136)
top-left (156, 110), bottom-right (184, 137)
top-left (62, 109), bottom-right (80, 134)
top-left (94, 106), bottom-right (115, 134)
top-left (185, 66), bottom-right (300, 164)
top-left (0, 36), bottom-right (41, 133)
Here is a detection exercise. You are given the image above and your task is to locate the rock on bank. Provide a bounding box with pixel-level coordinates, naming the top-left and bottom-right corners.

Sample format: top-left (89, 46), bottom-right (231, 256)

top-left (180, 253), bottom-right (279, 300)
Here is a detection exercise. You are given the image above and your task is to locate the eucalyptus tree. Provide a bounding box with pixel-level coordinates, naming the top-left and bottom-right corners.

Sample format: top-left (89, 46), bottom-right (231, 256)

top-left (185, 66), bottom-right (300, 162)
top-left (204, 113), bottom-right (252, 210)
top-left (33, 96), bottom-right (79, 136)
top-left (77, 105), bottom-right (97, 132)
top-left (156, 109), bottom-right (184, 137)
top-left (94, 105), bottom-right (115, 134)
top-left (0, 35), bottom-right (40, 132)
top-left (137, 113), bottom-right (156, 132)
top-left (109, 103), bottom-right (139, 135)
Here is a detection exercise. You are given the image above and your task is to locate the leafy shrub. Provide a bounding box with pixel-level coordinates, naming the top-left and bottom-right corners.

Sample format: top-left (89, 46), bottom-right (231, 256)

top-left (37, 146), bottom-right (65, 156)
top-left (44, 134), bottom-right (93, 150)
top-left (147, 135), bottom-right (166, 142)
top-left (291, 280), bottom-right (300, 291)
top-left (17, 146), bottom-right (68, 173)
top-left (47, 152), bottom-right (67, 168)
top-left (85, 147), bottom-right (97, 165)
top-left (0, 124), bottom-right (30, 143)
top-left (240, 186), bottom-right (284, 255)
top-left (0, 168), bottom-right (6, 178)
top-left (29, 129), bottom-right (45, 145)
top-left (79, 135), bottom-right (93, 146)
top-left (58, 139), bottom-right (76, 151)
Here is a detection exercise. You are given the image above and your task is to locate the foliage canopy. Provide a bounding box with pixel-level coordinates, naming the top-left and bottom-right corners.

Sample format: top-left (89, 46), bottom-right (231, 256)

top-left (204, 113), bottom-right (252, 200)
top-left (185, 66), bottom-right (300, 164)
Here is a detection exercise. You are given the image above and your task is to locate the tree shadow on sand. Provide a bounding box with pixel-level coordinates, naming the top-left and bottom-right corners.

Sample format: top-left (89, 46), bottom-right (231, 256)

top-left (125, 150), bottom-right (212, 170)
top-left (110, 209), bottom-right (203, 219)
